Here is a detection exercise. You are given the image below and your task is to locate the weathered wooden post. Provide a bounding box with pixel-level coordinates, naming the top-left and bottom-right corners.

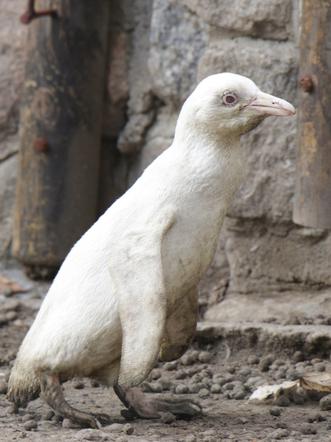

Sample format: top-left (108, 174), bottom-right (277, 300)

top-left (293, 0), bottom-right (331, 229)
top-left (13, 1), bottom-right (110, 271)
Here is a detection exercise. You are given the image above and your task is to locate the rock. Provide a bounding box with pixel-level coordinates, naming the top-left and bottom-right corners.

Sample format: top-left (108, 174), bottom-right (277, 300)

top-left (320, 394), bottom-right (331, 411)
top-left (210, 384), bottom-right (221, 394)
top-left (73, 381), bottom-right (85, 390)
top-left (175, 369), bottom-right (187, 380)
top-left (123, 423), bottom-right (134, 435)
top-left (315, 362), bottom-right (326, 372)
top-left (269, 428), bottom-right (290, 439)
top-left (274, 394), bottom-right (290, 407)
top-left (183, 0), bottom-right (292, 40)
top-left (269, 407), bottom-right (282, 417)
top-left (150, 369), bottom-right (162, 380)
top-left (259, 355), bottom-right (274, 372)
top-left (180, 354), bottom-right (195, 366)
top-left (160, 411), bottom-right (176, 424)
top-left (23, 420), bottom-right (37, 431)
top-left (149, 0), bottom-right (207, 105)
top-left (149, 382), bottom-right (163, 393)
top-left (198, 388), bottom-right (209, 398)
top-left (232, 388), bottom-right (247, 400)
top-left (198, 351), bottom-right (212, 363)
top-left (164, 361), bottom-right (177, 371)
top-left (175, 384), bottom-right (189, 394)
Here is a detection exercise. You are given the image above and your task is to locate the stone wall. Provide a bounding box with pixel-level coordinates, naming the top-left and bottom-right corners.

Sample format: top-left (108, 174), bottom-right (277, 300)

top-left (0, 1), bottom-right (26, 257)
top-left (1, 0), bottom-right (331, 324)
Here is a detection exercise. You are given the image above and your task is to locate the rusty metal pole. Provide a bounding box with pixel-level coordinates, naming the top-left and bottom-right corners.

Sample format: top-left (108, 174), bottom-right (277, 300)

top-left (293, 0), bottom-right (331, 229)
top-left (12, 1), bottom-right (110, 271)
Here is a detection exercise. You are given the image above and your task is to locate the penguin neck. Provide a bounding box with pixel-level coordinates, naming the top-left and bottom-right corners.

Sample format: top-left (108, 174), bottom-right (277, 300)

top-left (171, 121), bottom-right (247, 206)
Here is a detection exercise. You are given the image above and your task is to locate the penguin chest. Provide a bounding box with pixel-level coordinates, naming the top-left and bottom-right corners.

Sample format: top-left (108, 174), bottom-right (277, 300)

top-left (162, 209), bottom-right (222, 296)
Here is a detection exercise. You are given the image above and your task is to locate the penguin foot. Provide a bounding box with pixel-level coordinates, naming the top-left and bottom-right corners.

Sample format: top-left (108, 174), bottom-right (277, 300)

top-left (40, 373), bottom-right (111, 428)
top-left (114, 385), bottom-right (202, 420)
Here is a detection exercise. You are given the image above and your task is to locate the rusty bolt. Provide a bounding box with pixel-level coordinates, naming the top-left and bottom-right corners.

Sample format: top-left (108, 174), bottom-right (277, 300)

top-left (34, 138), bottom-right (49, 153)
top-left (20, 0), bottom-right (58, 25)
top-left (299, 75), bottom-right (314, 93)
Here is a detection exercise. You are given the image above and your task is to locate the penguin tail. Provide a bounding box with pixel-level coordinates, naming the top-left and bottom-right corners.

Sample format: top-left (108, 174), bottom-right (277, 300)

top-left (7, 358), bottom-right (40, 409)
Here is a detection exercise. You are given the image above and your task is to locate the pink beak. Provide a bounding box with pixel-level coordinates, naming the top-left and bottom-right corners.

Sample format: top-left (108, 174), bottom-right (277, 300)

top-left (246, 91), bottom-right (296, 117)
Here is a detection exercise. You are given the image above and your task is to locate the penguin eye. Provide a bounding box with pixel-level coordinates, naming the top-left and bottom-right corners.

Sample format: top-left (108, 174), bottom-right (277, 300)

top-left (223, 92), bottom-right (238, 106)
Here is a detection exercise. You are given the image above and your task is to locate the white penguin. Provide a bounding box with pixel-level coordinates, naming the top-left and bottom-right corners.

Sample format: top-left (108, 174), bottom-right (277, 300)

top-left (8, 73), bottom-right (295, 428)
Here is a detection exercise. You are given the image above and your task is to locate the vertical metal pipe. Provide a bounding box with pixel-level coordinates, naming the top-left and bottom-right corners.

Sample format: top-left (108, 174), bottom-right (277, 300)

top-left (13, 1), bottom-right (110, 268)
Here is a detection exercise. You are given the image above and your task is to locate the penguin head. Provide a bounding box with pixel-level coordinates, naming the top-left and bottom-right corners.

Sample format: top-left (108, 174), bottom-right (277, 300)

top-left (179, 73), bottom-right (295, 137)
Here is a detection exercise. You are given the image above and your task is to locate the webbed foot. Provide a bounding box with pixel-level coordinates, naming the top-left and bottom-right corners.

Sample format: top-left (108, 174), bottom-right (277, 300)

top-left (114, 384), bottom-right (201, 420)
top-left (40, 373), bottom-right (111, 428)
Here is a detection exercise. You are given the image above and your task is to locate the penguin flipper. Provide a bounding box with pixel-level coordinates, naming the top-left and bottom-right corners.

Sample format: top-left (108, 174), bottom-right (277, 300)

top-left (110, 207), bottom-right (176, 387)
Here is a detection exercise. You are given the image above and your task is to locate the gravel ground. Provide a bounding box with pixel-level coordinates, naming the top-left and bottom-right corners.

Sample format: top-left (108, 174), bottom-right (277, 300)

top-left (1, 268), bottom-right (331, 441)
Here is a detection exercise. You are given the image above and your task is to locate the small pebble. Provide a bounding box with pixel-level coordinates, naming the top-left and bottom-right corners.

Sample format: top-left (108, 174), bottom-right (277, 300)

top-left (73, 381), bottom-right (85, 390)
top-left (210, 384), bottom-right (221, 394)
top-left (320, 393), bottom-right (331, 411)
top-left (123, 423), bottom-right (134, 435)
top-left (149, 382), bottom-right (163, 393)
top-left (23, 420), bottom-right (37, 431)
top-left (198, 388), bottom-right (209, 398)
top-left (315, 362), bottom-right (326, 372)
top-left (175, 370), bottom-right (187, 380)
top-left (181, 354), bottom-right (195, 366)
top-left (175, 384), bottom-right (189, 394)
top-left (159, 378), bottom-right (171, 391)
top-left (274, 395), bottom-right (290, 407)
top-left (232, 388), bottom-right (247, 400)
top-left (270, 407), bottom-right (282, 417)
top-left (185, 435), bottom-right (196, 442)
top-left (259, 355), bottom-right (274, 372)
top-left (164, 361), bottom-right (177, 371)
top-left (238, 367), bottom-right (251, 377)
top-left (198, 351), bottom-right (212, 363)
top-left (160, 412), bottom-right (176, 424)
top-left (269, 428), bottom-right (289, 439)
top-left (150, 369), bottom-right (162, 380)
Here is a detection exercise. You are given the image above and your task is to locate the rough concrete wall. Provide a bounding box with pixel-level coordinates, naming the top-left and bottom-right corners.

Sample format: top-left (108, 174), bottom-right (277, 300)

top-left (120, 0), bottom-right (331, 323)
top-left (0, 1), bottom-right (27, 258)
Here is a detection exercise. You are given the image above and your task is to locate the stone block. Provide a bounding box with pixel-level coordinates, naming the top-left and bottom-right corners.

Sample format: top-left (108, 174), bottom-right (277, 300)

top-left (149, 0), bottom-right (207, 106)
top-left (182, 0), bottom-right (293, 40)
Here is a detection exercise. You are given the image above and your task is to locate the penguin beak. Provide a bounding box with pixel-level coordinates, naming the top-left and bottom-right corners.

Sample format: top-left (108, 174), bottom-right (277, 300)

top-left (246, 91), bottom-right (296, 117)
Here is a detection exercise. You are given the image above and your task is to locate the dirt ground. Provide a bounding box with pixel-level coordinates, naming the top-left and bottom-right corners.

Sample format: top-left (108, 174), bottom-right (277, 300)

top-left (1, 267), bottom-right (331, 442)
